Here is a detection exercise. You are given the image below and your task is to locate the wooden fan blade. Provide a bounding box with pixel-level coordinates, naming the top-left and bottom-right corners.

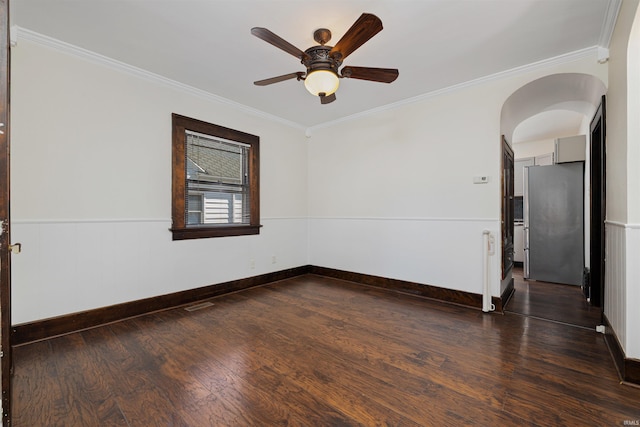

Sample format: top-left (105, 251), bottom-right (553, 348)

top-left (329, 13), bottom-right (383, 60)
top-left (251, 27), bottom-right (309, 61)
top-left (341, 66), bottom-right (398, 83)
top-left (320, 93), bottom-right (336, 104)
top-left (254, 72), bottom-right (304, 86)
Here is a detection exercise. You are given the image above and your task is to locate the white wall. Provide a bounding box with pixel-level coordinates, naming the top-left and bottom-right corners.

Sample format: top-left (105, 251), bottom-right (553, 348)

top-left (10, 32), bottom-right (612, 326)
top-left (307, 54), bottom-right (606, 300)
top-left (512, 138), bottom-right (555, 159)
top-left (608, 3), bottom-right (633, 225)
top-left (307, 82), bottom-right (501, 296)
top-left (627, 3), bottom-right (640, 226)
top-left (626, 1), bottom-right (640, 361)
top-left (604, 0), bottom-right (640, 359)
top-left (10, 39), bottom-right (309, 324)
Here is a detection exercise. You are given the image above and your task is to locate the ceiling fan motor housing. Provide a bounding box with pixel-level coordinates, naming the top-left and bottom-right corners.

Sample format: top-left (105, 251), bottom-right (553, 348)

top-left (303, 45), bottom-right (342, 75)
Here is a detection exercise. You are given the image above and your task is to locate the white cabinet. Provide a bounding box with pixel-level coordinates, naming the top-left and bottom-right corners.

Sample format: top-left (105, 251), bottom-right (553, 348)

top-left (514, 224), bottom-right (525, 263)
top-left (535, 152), bottom-right (554, 166)
top-left (514, 158), bottom-right (534, 197)
top-left (555, 135), bottom-right (586, 163)
top-left (514, 154), bottom-right (554, 196)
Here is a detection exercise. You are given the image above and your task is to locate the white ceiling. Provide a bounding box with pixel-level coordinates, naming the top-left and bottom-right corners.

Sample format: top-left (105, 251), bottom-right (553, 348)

top-left (513, 110), bottom-right (586, 143)
top-left (12, 0), bottom-right (617, 131)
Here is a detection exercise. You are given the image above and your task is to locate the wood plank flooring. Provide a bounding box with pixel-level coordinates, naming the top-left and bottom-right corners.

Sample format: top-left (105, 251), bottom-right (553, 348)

top-left (12, 274), bottom-right (640, 426)
top-left (506, 267), bottom-right (602, 328)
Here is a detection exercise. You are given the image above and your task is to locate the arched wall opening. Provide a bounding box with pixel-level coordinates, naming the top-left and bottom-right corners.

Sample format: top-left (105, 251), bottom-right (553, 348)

top-left (499, 72), bottom-right (607, 302)
top-left (501, 73), bottom-right (607, 144)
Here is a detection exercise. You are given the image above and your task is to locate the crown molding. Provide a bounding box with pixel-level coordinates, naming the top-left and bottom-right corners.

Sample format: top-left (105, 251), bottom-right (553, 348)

top-left (309, 46), bottom-right (600, 132)
top-left (16, 27), bottom-right (603, 135)
top-left (598, 0), bottom-right (622, 48)
top-left (15, 27), bottom-right (306, 131)
top-left (308, 216), bottom-right (498, 223)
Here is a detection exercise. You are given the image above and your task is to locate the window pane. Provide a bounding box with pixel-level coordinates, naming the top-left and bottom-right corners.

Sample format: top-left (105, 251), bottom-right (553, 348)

top-left (233, 194), bottom-right (243, 223)
top-left (185, 131), bottom-right (249, 226)
top-left (203, 192), bottom-right (231, 223)
top-left (187, 194), bottom-right (203, 225)
top-left (186, 132), bottom-right (245, 184)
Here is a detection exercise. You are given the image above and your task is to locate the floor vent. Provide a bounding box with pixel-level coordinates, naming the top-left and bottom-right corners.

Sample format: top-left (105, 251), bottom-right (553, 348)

top-left (184, 302), bottom-right (214, 312)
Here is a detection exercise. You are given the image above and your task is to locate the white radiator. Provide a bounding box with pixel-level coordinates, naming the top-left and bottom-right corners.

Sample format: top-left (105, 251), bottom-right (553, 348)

top-left (482, 230), bottom-right (495, 312)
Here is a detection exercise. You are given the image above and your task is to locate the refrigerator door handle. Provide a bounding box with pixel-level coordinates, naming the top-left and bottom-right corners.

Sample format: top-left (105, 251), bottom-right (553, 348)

top-left (524, 226), bottom-right (530, 279)
top-left (523, 167), bottom-right (530, 279)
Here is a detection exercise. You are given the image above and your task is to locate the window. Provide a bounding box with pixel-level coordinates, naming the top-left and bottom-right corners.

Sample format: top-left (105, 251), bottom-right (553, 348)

top-left (171, 114), bottom-right (260, 240)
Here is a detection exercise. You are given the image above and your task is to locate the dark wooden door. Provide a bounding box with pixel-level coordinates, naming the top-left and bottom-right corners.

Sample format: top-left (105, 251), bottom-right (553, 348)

top-left (0, 1), bottom-right (11, 424)
top-left (502, 136), bottom-right (515, 279)
top-left (588, 96), bottom-right (606, 308)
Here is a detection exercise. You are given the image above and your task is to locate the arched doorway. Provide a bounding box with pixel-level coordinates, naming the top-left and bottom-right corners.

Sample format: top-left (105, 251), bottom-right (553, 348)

top-left (500, 73), bottom-right (606, 327)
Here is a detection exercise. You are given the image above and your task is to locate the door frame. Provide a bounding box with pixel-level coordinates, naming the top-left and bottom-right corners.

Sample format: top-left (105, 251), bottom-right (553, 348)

top-left (588, 96), bottom-right (606, 310)
top-left (0, 0), bottom-right (11, 424)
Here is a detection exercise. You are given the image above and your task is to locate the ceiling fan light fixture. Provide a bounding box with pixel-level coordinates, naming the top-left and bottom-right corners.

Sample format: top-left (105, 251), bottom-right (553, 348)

top-left (252, 13), bottom-right (398, 104)
top-left (304, 69), bottom-right (339, 97)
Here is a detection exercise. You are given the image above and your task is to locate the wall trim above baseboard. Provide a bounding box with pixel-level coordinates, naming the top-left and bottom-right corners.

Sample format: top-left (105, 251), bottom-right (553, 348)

top-left (308, 216), bottom-right (498, 223)
top-left (11, 218), bottom-right (171, 225)
top-left (12, 216), bottom-right (308, 225)
top-left (12, 265), bottom-right (507, 346)
top-left (604, 220), bottom-right (640, 230)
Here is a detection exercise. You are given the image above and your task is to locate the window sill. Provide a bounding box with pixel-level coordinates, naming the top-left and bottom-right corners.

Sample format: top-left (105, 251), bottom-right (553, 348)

top-left (170, 225), bottom-right (262, 240)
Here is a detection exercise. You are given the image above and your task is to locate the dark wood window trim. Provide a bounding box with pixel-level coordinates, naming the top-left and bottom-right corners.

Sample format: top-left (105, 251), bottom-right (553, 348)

top-left (171, 113), bottom-right (261, 240)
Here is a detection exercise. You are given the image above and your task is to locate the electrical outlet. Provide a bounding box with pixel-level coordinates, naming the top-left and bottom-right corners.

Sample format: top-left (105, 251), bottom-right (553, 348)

top-left (250, 259), bottom-right (255, 269)
top-left (271, 255), bottom-right (277, 264)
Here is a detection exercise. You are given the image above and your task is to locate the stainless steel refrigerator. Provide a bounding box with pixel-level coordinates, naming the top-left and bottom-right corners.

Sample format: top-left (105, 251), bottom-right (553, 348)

top-left (524, 162), bottom-right (584, 285)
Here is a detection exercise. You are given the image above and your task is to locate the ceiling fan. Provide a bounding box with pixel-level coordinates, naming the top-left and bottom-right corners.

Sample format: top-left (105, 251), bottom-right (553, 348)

top-left (251, 13), bottom-right (399, 104)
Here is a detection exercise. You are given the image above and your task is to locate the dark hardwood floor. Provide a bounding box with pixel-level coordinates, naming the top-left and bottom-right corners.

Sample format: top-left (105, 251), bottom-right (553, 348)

top-left (506, 267), bottom-right (602, 329)
top-left (12, 274), bottom-right (640, 426)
